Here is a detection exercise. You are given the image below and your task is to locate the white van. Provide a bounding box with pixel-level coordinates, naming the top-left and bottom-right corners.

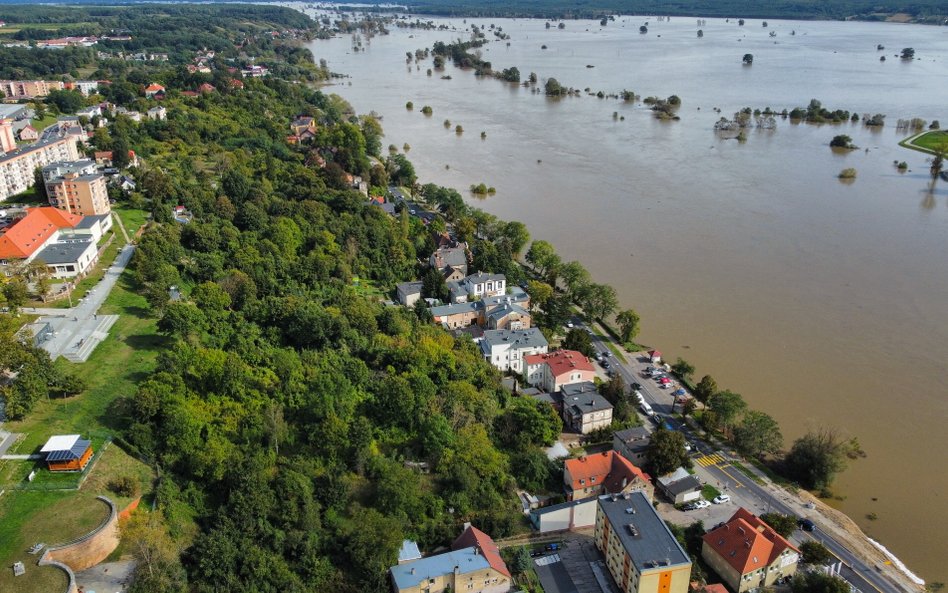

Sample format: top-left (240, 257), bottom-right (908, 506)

top-left (639, 402), bottom-right (653, 416)
top-left (634, 391), bottom-right (645, 405)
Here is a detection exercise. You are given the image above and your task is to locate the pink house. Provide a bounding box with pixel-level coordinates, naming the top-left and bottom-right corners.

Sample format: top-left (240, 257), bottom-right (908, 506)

top-left (523, 349), bottom-right (596, 393)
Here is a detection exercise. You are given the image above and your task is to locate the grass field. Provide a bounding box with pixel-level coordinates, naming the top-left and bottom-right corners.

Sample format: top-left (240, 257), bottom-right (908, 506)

top-left (112, 206), bottom-right (149, 237)
top-left (0, 269), bottom-right (160, 591)
top-left (0, 22), bottom-right (95, 35)
top-left (900, 130), bottom-right (948, 155)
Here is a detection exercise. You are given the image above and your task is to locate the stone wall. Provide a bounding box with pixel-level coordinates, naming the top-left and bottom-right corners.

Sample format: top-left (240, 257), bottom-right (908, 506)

top-left (40, 495), bottom-right (119, 580)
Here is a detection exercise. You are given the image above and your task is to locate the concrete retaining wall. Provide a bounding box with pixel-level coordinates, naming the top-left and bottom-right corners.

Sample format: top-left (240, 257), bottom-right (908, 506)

top-left (39, 495), bottom-right (120, 592)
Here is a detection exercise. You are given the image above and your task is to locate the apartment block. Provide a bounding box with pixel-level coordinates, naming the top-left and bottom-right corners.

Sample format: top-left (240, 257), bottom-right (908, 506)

top-left (0, 136), bottom-right (80, 201)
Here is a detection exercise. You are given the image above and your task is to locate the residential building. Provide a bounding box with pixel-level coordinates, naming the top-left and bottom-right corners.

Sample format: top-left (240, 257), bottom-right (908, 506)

top-left (115, 106), bottom-right (143, 122)
top-left (523, 349), bottom-right (596, 393)
top-left (146, 106), bottom-right (167, 120)
top-left (529, 498), bottom-right (598, 533)
top-left (595, 492), bottom-right (692, 593)
top-left (561, 382), bottom-right (614, 434)
top-left (396, 281), bottom-right (424, 307)
top-left (479, 328), bottom-right (548, 373)
top-left (430, 301), bottom-right (481, 329)
top-left (40, 434), bottom-right (93, 472)
top-left (35, 237), bottom-right (98, 279)
top-left (485, 302), bottom-right (531, 330)
top-left (0, 136), bottom-right (80, 201)
top-left (564, 451), bottom-right (652, 501)
top-left (0, 119), bottom-right (16, 153)
top-left (701, 508), bottom-right (800, 593)
top-left (290, 115), bottom-right (317, 136)
top-left (613, 427), bottom-right (652, 466)
top-left (429, 245), bottom-right (469, 276)
top-left (447, 271), bottom-right (506, 303)
top-left (17, 125), bottom-right (38, 142)
top-left (390, 524), bottom-right (511, 593)
top-left (43, 160), bottom-right (109, 216)
top-left (0, 207), bottom-right (105, 278)
top-left (144, 83), bottom-right (165, 98)
top-left (68, 80), bottom-right (99, 96)
top-left (656, 468), bottom-right (702, 505)
top-left (0, 80), bottom-right (65, 100)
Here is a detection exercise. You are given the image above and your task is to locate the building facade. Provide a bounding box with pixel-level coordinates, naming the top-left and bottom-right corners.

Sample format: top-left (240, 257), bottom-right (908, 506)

top-left (44, 160), bottom-right (110, 216)
top-left (564, 451), bottom-right (653, 502)
top-left (701, 509), bottom-right (800, 593)
top-left (596, 493), bottom-right (692, 593)
top-left (390, 525), bottom-right (511, 593)
top-left (0, 136), bottom-right (80, 201)
top-left (523, 350), bottom-right (596, 393)
top-left (561, 382), bottom-right (614, 434)
top-left (479, 328), bottom-right (548, 373)
top-left (0, 80), bottom-right (65, 99)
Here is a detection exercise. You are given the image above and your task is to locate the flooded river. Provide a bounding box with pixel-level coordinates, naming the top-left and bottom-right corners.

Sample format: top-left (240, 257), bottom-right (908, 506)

top-left (306, 13), bottom-right (948, 582)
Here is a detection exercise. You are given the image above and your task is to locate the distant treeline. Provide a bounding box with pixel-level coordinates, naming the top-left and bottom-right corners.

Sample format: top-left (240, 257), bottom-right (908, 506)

top-left (397, 0), bottom-right (947, 21)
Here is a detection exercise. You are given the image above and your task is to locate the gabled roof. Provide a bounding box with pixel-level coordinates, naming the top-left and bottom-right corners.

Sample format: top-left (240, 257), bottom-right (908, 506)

top-left (702, 508), bottom-right (800, 576)
top-left (0, 207), bottom-right (83, 259)
top-left (145, 83), bottom-right (165, 91)
top-left (451, 525), bottom-right (511, 579)
top-left (565, 450), bottom-right (650, 493)
top-left (390, 547), bottom-right (490, 590)
top-left (524, 349), bottom-right (594, 377)
top-left (480, 328), bottom-right (547, 351)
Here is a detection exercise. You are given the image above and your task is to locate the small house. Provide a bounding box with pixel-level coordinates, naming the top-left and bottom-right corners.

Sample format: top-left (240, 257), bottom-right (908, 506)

top-left (18, 124), bottom-right (38, 142)
top-left (41, 435), bottom-right (93, 472)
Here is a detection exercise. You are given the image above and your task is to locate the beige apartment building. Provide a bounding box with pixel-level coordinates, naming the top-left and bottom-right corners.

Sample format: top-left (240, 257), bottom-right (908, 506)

top-left (0, 136), bottom-right (80, 201)
top-left (43, 160), bottom-right (110, 216)
top-left (596, 493), bottom-right (692, 593)
top-left (0, 80), bottom-right (65, 99)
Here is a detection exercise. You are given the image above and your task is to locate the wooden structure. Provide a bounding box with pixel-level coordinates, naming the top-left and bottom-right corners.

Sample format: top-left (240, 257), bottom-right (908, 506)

top-left (40, 435), bottom-right (93, 472)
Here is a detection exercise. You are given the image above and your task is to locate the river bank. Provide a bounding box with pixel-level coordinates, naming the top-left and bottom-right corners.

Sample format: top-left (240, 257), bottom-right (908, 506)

top-left (303, 7), bottom-right (948, 583)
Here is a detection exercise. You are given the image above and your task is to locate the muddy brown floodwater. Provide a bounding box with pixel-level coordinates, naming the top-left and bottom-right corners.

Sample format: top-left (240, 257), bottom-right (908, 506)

top-left (306, 11), bottom-right (948, 583)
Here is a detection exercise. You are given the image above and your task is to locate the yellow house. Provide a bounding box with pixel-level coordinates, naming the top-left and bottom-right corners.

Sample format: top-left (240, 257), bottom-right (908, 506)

top-left (595, 493), bottom-right (692, 593)
top-left (390, 525), bottom-right (511, 593)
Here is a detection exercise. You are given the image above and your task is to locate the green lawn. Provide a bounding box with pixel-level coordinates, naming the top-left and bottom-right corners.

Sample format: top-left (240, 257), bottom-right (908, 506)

top-left (112, 206), bottom-right (149, 237)
top-left (900, 130), bottom-right (948, 155)
top-left (702, 483), bottom-right (721, 500)
top-left (0, 272), bottom-right (160, 592)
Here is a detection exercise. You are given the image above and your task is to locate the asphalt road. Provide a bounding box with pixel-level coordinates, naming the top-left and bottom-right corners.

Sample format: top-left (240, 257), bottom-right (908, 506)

top-left (571, 318), bottom-right (908, 593)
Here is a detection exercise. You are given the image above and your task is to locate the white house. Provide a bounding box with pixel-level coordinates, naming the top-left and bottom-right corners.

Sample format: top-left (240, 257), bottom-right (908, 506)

top-left (479, 328), bottom-right (548, 373)
top-left (523, 350), bottom-right (596, 394)
top-left (448, 271), bottom-right (506, 303)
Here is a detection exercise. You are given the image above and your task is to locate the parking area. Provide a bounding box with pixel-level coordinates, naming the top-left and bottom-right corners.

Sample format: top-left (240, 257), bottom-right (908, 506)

top-left (532, 534), bottom-right (619, 593)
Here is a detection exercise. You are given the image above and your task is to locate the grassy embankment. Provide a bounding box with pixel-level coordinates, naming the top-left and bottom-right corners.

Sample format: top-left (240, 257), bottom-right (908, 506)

top-left (899, 130), bottom-right (948, 155)
top-left (0, 211), bottom-right (159, 593)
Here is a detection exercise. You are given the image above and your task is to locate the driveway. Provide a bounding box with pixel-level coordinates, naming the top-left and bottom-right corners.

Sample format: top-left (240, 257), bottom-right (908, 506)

top-left (75, 559), bottom-right (135, 592)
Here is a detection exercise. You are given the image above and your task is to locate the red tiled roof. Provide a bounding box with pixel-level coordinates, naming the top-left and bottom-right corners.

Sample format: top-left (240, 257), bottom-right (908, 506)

top-left (691, 584), bottom-right (728, 593)
top-left (145, 83), bottom-right (165, 91)
top-left (564, 451), bottom-right (651, 493)
top-left (702, 508), bottom-right (800, 576)
top-left (0, 207), bottom-right (83, 259)
top-left (524, 349), bottom-right (594, 378)
top-left (451, 525), bottom-right (511, 579)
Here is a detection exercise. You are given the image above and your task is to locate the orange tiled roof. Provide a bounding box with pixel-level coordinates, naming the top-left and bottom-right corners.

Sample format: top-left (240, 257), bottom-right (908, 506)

top-left (145, 83), bottom-right (165, 91)
top-left (565, 451), bottom-right (651, 493)
top-left (451, 525), bottom-right (511, 579)
top-left (702, 508), bottom-right (800, 576)
top-left (524, 349), bottom-right (594, 377)
top-left (0, 207), bottom-right (83, 259)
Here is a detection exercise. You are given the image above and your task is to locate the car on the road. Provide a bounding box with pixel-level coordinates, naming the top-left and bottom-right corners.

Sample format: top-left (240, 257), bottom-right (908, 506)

top-left (797, 518), bottom-right (816, 532)
top-left (633, 391), bottom-right (645, 404)
top-left (601, 351), bottom-right (611, 358)
top-left (712, 494), bottom-right (731, 504)
top-left (594, 352), bottom-right (603, 361)
top-left (601, 360), bottom-right (610, 369)
top-left (632, 383), bottom-right (643, 390)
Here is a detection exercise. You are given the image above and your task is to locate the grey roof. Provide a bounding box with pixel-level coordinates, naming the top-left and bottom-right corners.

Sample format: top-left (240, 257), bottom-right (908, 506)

top-left (486, 302), bottom-right (530, 322)
top-left (42, 159), bottom-right (96, 178)
top-left (0, 104), bottom-right (27, 119)
top-left (34, 239), bottom-right (94, 265)
top-left (45, 438), bottom-right (91, 462)
top-left (656, 467), bottom-right (691, 487)
top-left (597, 493), bottom-right (691, 572)
top-left (614, 426), bottom-right (651, 445)
top-left (398, 540), bottom-right (422, 563)
top-left (480, 328), bottom-right (548, 351)
top-left (390, 547), bottom-right (490, 590)
top-left (530, 391), bottom-right (561, 406)
top-left (662, 475), bottom-right (702, 496)
top-left (429, 301), bottom-right (480, 317)
top-left (464, 271), bottom-right (505, 284)
top-left (0, 136), bottom-right (76, 166)
top-left (562, 382), bottom-right (613, 414)
top-left (532, 497), bottom-right (597, 517)
top-left (396, 281), bottom-right (423, 295)
top-left (431, 246), bottom-right (467, 267)
top-left (75, 214), bottom-right (108, 229)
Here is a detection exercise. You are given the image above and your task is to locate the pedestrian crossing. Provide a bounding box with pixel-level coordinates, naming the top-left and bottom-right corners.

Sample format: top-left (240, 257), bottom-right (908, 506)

top-left (695, 452), bottom-right (728, 467)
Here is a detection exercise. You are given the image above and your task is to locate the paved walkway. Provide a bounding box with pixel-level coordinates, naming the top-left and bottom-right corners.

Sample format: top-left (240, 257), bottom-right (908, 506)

top-left (32, 243), bottom-right (136, 362)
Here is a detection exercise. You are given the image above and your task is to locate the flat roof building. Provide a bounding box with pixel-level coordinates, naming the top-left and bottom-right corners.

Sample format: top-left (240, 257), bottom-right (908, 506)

top-left (595, 492), bottom-right (692, 593)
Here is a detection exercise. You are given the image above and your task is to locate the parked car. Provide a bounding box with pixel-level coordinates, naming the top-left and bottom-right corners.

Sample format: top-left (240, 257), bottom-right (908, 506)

top-left (594, 352), bottom-right (603, 361)
top-left (712, 494), bottom-right (731, 504)
top-left (683, 502), bottom-right (698, 511)
top-left (566, 322), bottom-right (574, 329)
top-left (693, 499), bottom-right (711, 509)
top-left (650, 414), bottom-right (663, 426)
top-left (601, 360), bottom-right (610, 369)
top-left (633, 391), bottom-right (645, 404)
top-left (798, 518), bottom-right (816, 532)
top-left (632, 383), bottom-right (643, 390)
